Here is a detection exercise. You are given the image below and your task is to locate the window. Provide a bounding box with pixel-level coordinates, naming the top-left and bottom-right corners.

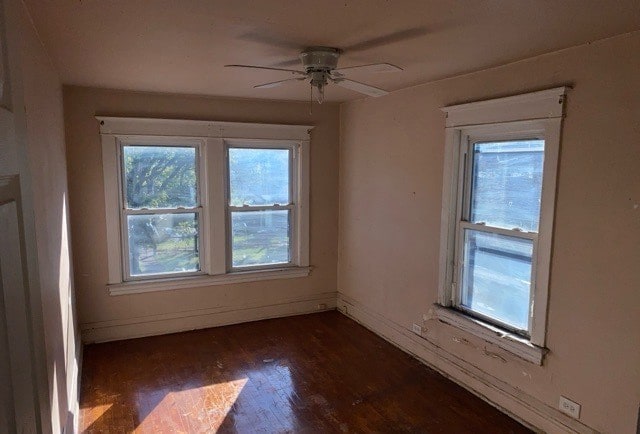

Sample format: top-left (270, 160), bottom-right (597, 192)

top-left (436, 87), bottom-right (567, 364)
top-left (100, 118), bottom-right (312, 294)
top-left (121, 144), bottom-right (202, 280)
top-left (227, 145), bottom-right (295, 269)
top-left (457, 139), bottom-right (543, 334)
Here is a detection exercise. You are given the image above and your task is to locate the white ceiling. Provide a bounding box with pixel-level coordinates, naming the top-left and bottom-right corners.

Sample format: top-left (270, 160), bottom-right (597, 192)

top-left (26, 0), bottom-right (640, 102)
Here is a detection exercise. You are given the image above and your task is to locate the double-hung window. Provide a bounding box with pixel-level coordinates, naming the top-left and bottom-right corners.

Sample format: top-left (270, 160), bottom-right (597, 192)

top-left (436, 88), bottom-right (567, 364)
top-left (100, 118), bottom-right (311, 294)
top-left (456, 137), bottom-right (543, 333)
top-left (227, 143), bottom-right (296, 270)
top-left (121, 142), bottom-right (203, 279)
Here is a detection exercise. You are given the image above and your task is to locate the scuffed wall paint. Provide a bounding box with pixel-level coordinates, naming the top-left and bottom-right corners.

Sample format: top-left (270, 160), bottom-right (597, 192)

top-left (338, 32), bottom-right (640, 434)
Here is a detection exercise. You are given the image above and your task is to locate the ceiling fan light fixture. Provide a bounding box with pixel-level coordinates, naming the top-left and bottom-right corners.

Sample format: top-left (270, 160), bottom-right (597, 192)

top-left (309, 70), bottom-right (328, 104)
top-left (312, 82), bottom-right (325, 104)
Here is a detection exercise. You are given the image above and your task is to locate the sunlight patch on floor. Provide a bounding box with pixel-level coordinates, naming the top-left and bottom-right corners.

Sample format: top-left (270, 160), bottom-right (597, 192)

top-left (80, 403), bottom-right (112, 429)
top-left (134, 378), bottom-right (248, 433)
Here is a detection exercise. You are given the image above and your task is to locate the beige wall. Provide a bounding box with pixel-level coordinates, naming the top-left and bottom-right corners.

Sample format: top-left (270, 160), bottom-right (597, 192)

top-left (338, 32), bottom-right (640, 433)
top-left (62, 29), bottom-right (638, 434)
top-left (64, 86), bottom-right (339, 341)
top-left (2, 0), bottom-right (79, 432)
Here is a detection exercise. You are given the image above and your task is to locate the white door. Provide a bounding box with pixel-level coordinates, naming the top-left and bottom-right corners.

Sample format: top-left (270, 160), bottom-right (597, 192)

top-left (0, 183), bottom-right (39, 434)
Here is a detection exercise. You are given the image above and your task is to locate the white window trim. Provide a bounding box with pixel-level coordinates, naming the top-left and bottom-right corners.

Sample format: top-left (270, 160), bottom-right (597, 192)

top-left (436, 87), bottom-right (568, 364)
top-left (107, 266), bottom-right (311, 296)
top-left (99, 117), bottom-right (313, 295)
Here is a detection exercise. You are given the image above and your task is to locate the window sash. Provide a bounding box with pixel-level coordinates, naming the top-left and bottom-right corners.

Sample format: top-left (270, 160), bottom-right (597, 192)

top-left (453, 222), bottom-right (538, 336)
top-left (120, 142), bottom-right (202, 211)
top-left (227, 208), bottom-right (295, 271)
top-left (226, 144), bottom-right (295, 207)
top-left (121, 208), bottom-right (205, 281)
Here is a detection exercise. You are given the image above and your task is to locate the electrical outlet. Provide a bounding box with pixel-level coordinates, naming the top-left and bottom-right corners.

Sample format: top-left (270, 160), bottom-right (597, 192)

top-left (317, 303), bottom-right (327, 310)
top-left (559, 396), bottom-right (581, 419)
top-left (412, 323), bottom-right (422, 335)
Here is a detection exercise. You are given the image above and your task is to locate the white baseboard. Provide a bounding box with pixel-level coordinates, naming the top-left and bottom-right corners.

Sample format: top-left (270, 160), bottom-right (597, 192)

top-left (80, 291), bottom-right (337, 343)
top-left (337, 292), bottom-right (598, 434)
top-left (79, 290), bottom-right (598, 433)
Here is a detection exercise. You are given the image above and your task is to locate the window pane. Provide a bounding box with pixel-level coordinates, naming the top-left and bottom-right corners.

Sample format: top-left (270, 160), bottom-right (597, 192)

top-left (231, 210), bottom-right (290, 267)
top-left (229, 148), bottom-right (290, 206)
top-left (470, 140), bottom-right (544, 232)
top-left (127, 213), bottom-right (199, 277)
top-left (123, 146), bottom-right (197, 209)
top-left (460, 230), bottom-right (532, 331)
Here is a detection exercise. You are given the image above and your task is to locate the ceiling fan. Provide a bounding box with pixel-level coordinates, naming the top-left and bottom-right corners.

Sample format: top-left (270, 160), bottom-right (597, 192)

top-left (225, 46), bottom-right (402, 104)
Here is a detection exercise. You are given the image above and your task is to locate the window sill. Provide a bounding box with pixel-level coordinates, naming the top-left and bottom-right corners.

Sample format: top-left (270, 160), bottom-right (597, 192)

top-left (107, 266), bottom-right (311, 296)
top-left (431, 304), bottom-right (547, 365)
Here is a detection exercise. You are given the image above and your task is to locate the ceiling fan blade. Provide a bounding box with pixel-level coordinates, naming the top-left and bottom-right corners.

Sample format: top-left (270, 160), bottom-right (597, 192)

top-left (224, 64), bottom-right (306, 76)
top-left (237, 31), bottom-right (302, 50)
top-left (333, 63), bottom-right (402, 77)
top-left (343, 27), bottom-right (429, 53)
top-left (271, 58), bottom-right (301, 68)
top-left (254, 77), bottom-right (306, 89)
top-left (332, 78), bottom-right (388, 97)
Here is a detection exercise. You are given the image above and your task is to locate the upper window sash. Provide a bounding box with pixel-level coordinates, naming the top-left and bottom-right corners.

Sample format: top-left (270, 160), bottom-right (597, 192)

top-left (458, 136), bottom-right (545, 233)
top-left (116, 137), bottom-right (205, 202)
top-left (225, 140), bottom-right (298, 207)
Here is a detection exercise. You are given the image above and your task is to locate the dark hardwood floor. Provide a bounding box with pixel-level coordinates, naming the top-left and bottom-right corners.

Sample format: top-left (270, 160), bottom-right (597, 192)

top-left (79, 311), bottom-right (532, 433)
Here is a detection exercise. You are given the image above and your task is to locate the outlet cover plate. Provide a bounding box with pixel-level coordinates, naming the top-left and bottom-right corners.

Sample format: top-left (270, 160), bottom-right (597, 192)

top-left (559, 396), bottom-right (581, 419)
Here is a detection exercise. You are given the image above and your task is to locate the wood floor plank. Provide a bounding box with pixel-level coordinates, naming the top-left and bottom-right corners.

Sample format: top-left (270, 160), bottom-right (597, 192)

top-left (79, 311), bottom-right (532, 433)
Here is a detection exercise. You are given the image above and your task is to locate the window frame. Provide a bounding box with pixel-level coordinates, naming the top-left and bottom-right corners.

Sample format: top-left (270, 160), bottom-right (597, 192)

top-left (453, 128), bottom-right (545, 337)
top-left (436, 87), bottom-right (568, 364)
top-left (99, 117), bottom-right (312, 295)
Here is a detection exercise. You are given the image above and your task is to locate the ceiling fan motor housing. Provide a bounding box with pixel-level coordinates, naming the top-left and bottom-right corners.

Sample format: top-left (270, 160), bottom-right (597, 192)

top-left (300, 47), bottom-right (341, 72)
